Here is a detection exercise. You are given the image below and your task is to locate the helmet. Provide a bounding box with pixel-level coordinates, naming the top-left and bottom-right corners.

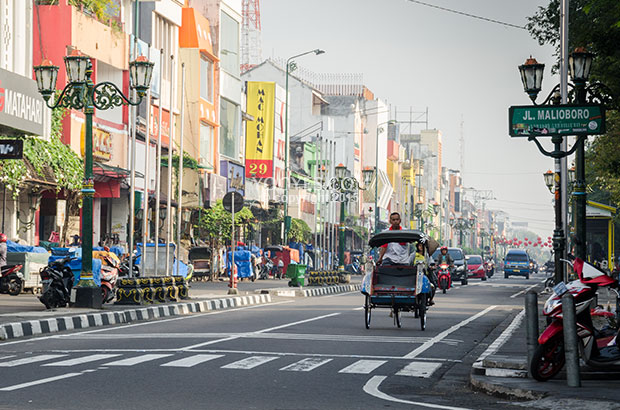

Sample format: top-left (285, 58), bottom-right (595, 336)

top-left (0, 233), bottom-right (6, 242)
top-left (440, 246), bottom-right (448, 251)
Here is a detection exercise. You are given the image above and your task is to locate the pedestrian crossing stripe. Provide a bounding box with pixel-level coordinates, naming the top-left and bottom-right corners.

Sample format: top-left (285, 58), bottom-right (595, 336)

top-left (0, 353), bottom-right (443, 381)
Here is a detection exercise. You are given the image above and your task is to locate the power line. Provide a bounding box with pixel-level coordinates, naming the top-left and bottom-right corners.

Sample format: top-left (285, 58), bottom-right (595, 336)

top-left (404, 0), bottom-right (527, 30)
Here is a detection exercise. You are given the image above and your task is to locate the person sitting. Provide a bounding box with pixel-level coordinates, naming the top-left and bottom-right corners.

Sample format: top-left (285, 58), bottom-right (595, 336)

top-left (410, 241), bottom-right (437, 306)
top-left (377, 212), bottom-right (409, 266)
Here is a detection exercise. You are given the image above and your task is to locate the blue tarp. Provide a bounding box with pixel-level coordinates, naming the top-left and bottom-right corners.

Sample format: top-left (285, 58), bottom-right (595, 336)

top-left (7, 240), bottom-right (47, 253)
top-left (288, 242), bottom-right (304, 261)
top-left (226, 250), bottom-right (252, 278)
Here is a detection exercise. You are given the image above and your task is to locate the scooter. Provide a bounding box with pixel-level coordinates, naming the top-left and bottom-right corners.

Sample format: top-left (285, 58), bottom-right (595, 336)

top-left (0, 264), bottom-right (24, 296)
top-left (38, 257), bottom-right (74, 309)
top-left (484, 260), bottom-right (495, 278)
top-left (100, 255), bottom-right (119, 304)
top-left (530, 256), bottom-right (620, 381)
top-left (259, 260), bottom-right (273, 280)
top-left (119, 252), bottom-right (139, 277)
top-left (436, 263), bottom-right (452, 294)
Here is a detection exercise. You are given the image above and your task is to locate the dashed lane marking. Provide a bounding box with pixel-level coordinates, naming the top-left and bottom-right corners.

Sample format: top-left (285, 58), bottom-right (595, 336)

top-left (280, 358), bottom-right (333, 372)
top-left (0, 354), bottom-right (67, 367)
top-left (339, 360), bottom-right (387, 374)
top-left (103, 353), bottom-right (173, 366)
top-left (160, 354), bottom-right (224, 368)
top-left (42, 354), bottom-right (122, 367)
top-left (221, 356), bottom-right (279, 370)
top-left (395, 361), bottom-right (442, 378)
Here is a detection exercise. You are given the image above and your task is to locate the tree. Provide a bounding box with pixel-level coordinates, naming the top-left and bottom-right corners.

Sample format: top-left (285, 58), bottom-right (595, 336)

top-left (527, 0), bottom-right (620, 206)
top-left (288, 218), bottom-right (311, 243)
top-left (194, 200), bottom-right (254, 245)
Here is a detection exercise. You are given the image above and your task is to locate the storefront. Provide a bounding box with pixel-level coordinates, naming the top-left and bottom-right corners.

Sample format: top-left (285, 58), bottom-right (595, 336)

top-left (586, 200), bottom-right (616, 269)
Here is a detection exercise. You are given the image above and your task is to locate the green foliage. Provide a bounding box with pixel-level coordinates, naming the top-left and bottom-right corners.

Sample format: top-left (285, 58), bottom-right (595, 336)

top-left (0, 102), bottom-right (82, 198)
top-left (67, 0), bottom-right (119, 24)
top-left (162, 151), bottom-right (200, 171)
top-left (194, 200), bottom-right (254, 245)
top-left (586, 111), bottom-right (620, 208)
top-left (288, 218), bottom-right (312, 243)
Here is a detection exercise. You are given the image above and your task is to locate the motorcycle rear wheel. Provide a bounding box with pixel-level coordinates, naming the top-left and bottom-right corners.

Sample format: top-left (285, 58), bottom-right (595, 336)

top-left (530, 336), bottom-right (565, 381)
top-left (8, 278), bottom-right (23, 296)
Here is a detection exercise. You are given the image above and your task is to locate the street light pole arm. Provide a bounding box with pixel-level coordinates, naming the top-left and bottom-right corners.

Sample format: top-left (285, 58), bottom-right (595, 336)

top-left (527, 135), bottom-right (586, 159)
top-left (43, 83), bottom-right (84, 110)
top-left (93, 82), bottom-right (143, 109)
top-left (286, 49), bottom-right (322, 66)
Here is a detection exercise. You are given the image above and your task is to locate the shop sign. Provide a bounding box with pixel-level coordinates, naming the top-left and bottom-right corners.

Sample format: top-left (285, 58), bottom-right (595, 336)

top-left (0, 68), bottom-right (45, 136)
top-left (150, 105), bottom-right (170, 145)
top-left (93, 128), bottom-right (112, 160)
top-left (245, 82), bottom-right (275, 178)
top-left (0, 139), bottom-right (23, 159)
top-left (220, 160), bottom-right (245, 196)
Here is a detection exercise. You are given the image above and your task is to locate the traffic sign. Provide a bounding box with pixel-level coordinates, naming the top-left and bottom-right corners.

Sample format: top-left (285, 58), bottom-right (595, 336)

top-left (223, 191), bottom-right (244, 213)
top-left (509, 104), bottom-right (605, 137)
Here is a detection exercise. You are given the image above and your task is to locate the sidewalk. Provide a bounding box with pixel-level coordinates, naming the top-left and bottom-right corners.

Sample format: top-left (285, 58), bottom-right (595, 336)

top-left (0, 278), bottom-right (361, 341)
top-left (471, 287), bottom-right (620, 408)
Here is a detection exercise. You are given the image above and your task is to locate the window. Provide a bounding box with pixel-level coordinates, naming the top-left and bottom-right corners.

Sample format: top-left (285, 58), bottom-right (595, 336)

top-left (200, 56), bottom-right (213, 102)
top-left (220, 98), bottom-right (239, 159)
top-left (220, 11), bottom-right (239, 77)
top-left (467, 256), bottom-right (482, 264)
top-left (200, 122), bottom-right (213, 167)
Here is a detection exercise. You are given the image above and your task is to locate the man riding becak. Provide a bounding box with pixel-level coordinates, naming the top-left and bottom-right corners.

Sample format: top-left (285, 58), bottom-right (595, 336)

top-left (377, 212), bottom-right (409, 266)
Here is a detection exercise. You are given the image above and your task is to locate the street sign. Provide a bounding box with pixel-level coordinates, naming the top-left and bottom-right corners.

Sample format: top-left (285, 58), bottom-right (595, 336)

top-left (509, 104), bottom-right (605, 137)
top-left (0, 139), bottom-right (23, 159)
top-left (223, 191), bottom-right (244, 213)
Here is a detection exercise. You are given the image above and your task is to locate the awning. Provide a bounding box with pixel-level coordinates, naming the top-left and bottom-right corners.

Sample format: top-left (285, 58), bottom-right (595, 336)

top-left (94, 162), bottom-right (143, 180)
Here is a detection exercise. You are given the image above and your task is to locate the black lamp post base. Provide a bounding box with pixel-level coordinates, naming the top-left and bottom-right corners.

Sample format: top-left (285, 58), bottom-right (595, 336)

top-left (72, 286), bottom-right (103, 309)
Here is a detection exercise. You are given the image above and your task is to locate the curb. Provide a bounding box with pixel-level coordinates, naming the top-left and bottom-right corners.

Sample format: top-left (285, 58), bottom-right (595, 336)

top-left (470, 373), bottom-right (545, 400)
top-left (258, 284), bottom-right (361, 298)
top-left (0, 294), bottom-right (272, 341)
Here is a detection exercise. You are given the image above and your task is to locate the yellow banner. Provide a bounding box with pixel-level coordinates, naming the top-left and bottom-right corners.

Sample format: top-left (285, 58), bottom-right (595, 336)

top-left (245, 81), bottom-right (275, 178)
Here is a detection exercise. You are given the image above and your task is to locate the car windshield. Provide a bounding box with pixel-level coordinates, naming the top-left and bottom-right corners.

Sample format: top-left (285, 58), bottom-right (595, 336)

top-left (507, 253), bottom-right (528, 262)
top-left (467, 256), bottom-right (482, 264)
top-left (432, 249), bottom-right (464, 261)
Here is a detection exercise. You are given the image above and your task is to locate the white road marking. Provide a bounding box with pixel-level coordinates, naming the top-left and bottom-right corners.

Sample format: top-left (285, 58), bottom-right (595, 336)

top-left (510, 283), bottom-right (540, 298)
top-left (0, 372), bottom-right (83, 392)
top-left (42, 354), bottom-right (122, 367)
top-left (280, 358), bottom-right (332, 372)
top-left (221, 356), bottom-right (279, 370)
top-left (474, 309), bottom-right (525, 367)
top-left (339, 360), bottom-right (387, 374)
top-left (0, 354), bottom-right (67, 367)
top-left (403, 305), bottom-right (497, 359)
top-left (363, 375), bottom-right (473, 410)
top-left (180, 312), bottom-right (341, 351)
top-left (103, 354), bottom-right (173, 366)
top-left (395, 361), bottom-right (442, 378)
top-left (161, 354), bottom-right (224, 368)
top-left (0, 300), bottom-right (294, 347)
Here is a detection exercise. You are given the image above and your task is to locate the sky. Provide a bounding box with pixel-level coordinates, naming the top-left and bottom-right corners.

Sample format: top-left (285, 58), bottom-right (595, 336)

top-left (259, 0), bottom-right (562, 237)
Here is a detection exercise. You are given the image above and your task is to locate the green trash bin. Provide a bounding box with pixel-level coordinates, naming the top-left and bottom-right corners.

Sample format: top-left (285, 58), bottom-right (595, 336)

top-left (287, 264), bottom-right (306, 287)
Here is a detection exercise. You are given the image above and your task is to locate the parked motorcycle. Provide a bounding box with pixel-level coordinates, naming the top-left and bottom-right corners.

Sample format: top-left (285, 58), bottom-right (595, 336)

top-left (0, 264), bottom-right (24, 296)
top-left (259, 260), bottom-right (273, 280)
top-left (436, 263), bottom-right (452, 294)
top-left (119, 252), bottom-right (139, 277)
top-left (38, 257), bottom-right (74, 309)
top-left (530, 256), bottom-right (620, 381)
top-left (100, 254), bottom-right (119, 304)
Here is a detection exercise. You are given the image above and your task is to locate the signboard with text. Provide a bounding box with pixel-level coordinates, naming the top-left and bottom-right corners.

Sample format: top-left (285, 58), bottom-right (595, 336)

top-left (0, 139), bottom-right (23, 159)
top-left (245, 81), bottom-right (275, 178)
top-left (509, 104), bottom-right (605, 137)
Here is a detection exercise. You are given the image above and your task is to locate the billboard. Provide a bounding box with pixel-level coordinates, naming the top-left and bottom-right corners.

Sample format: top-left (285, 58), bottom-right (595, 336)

top-left (245, 81), bottom-right (275, 178)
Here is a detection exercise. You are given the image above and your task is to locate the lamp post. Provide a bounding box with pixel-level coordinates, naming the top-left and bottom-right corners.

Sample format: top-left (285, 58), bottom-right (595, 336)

top-left (34, 50), bottom-right (153, 308)
top-left (332, 163), bottom-right (364, 270)
top-left (283, 48), bottom-right (325, 245)
top-left (517, 50), bottom-right (614, 284)
top-left (369, 120), bottom-right (396, 234)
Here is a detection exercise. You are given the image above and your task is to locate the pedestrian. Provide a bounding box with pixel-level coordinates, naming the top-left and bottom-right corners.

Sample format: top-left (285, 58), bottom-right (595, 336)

top-left (0, 233), bottom-right (7, 269)
top-left (277, 258), bottom-right (284, 279)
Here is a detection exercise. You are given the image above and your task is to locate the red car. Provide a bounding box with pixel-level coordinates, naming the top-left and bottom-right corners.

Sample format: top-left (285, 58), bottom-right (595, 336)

top-left (466, 255), bottom-right (487, 280)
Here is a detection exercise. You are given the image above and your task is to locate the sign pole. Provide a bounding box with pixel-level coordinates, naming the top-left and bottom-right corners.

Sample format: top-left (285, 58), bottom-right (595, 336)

top-left (230, 192), bottom-right (237, 293)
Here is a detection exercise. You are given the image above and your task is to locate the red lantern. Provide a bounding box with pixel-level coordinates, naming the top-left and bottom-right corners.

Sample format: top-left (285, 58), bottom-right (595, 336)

top-left (533, 243), bottom-right (538, 247)
top-left (537, 237), bottom-right (541, 242)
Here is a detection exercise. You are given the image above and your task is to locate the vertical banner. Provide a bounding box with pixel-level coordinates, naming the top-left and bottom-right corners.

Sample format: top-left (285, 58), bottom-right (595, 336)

top-left (245, 82), bottom-right (275, 178)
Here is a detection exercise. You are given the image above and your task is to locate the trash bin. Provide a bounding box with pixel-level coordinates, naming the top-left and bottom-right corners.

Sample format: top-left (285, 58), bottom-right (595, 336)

top-left (287, 264), bottom-right (306, 287)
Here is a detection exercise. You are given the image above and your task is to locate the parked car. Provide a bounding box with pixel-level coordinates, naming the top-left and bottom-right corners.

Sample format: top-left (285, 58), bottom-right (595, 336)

top-left (432, 247), bottom-right (468, 285)
top-left (504, 249), bottom-right (531, 279)
top-left (465, 255), bottom-right (487, 280)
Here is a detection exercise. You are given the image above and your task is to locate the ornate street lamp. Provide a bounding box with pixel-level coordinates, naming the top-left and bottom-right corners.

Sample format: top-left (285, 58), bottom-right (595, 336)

top-left (543, 170), bottom-right (554, 193)
top-left (568, 47), bottom-right (594, 86)
top-left (33, 50), bottom-right (153, 308)
top-left (518, 56), bottom-right (545, 103)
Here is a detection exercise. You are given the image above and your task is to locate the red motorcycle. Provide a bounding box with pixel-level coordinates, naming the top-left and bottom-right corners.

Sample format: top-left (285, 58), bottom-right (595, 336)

top-left (437, 263), bottom-right (452, 294)
top-left (0, 264), bottom-right (24, 295)
top-left (530, 257), bottom-right (620, 381)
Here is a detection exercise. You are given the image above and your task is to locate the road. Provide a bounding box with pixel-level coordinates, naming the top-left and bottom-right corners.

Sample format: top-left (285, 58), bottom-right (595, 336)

top-left (0, 274), bottom-right (543, 410)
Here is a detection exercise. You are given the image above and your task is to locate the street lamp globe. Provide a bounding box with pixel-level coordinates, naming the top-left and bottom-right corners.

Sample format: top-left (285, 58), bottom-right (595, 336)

top-left (33, 59), bottom-right (59, 101)
top-left (568, 166), bottom-right (576, 185)
top-left (129, 55), bottom-right (155, 97)
top-left (362, 167), bottom-right (374, 187)
top-left (543, 169), bottom-right (554, 192)
top-left (568, 47), bottom-right (594, 85)
top-left (335, 163), bottom-right (347, 180)
top-left (64, 49), bottom-right (90, 84)
top-left (518, 56), bottom-right (545, 102)
top-left (432, 202), bottom-right (440, 215)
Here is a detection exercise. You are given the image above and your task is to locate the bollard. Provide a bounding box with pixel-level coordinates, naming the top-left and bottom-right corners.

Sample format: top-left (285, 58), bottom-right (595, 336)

top-left (561, 292), bottom-right (581, 387)
top-left (525, 291), bottom-right (539, 378)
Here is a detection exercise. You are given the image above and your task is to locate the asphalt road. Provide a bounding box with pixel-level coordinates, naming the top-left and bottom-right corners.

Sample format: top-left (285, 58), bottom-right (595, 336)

top-left (0, 274), bottom-right (545, 410)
